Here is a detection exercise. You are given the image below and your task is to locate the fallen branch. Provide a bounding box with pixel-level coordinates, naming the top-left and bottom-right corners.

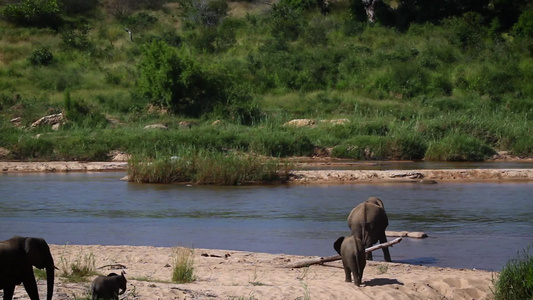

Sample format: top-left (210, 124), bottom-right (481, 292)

top-left (286, 237), bottom-right (402, 268)
top-left (97, 263), bottom-right (127, 270)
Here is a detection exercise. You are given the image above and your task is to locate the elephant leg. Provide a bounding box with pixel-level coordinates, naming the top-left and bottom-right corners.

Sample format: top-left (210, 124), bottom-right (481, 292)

top-left (343, 264), bottom-right (352, 282)
top-left (23, 276), bottom-right (40, 300)
top-left (379, 232), bottom-right (392, 262)
top-left (3, 285), bottom-right (15, 300)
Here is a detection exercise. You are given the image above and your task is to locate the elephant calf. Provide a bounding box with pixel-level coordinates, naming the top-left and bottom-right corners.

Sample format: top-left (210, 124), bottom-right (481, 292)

top-left (334, 236), bottom-right (366, 286)
top-left (90, 271), bottom-right (127, 300)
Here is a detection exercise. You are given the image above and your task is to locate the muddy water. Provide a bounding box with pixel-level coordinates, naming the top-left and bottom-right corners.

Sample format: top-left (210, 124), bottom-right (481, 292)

top-left (1, 172), bottom-right (531, 271)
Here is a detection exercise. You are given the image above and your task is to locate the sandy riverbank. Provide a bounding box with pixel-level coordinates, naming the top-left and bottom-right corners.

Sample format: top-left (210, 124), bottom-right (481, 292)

top-left (8, 244), bottom-right (496, 300)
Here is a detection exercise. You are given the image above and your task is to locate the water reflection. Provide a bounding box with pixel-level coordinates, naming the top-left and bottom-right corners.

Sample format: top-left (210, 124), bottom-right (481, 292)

top-left (1, 172), bottom-right (532, 271)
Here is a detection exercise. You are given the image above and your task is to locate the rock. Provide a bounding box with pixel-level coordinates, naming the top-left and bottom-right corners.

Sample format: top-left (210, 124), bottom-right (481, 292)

top-left (283, 119), bottom-right (316, 127)
top-left (179, 121), bottom-right (198, 129)
top-left (144, 124), bottom-right (168, 130)
top-left (212, 120), bottom-right (222, 126)
top-left (319, 118), bottom-right (350, 125)
top-left (407, 232), bottom-right (428, 239)
top-left (419, 179), bottom-right (438, 184)
top-left (386, 231), bottom-right (409, 237)
top-left (108, 150), bottom-right (131, 162)
top-left (31, 113), bottom-right (63, 128)
top-left (0, 147), bottom-right (10, 158)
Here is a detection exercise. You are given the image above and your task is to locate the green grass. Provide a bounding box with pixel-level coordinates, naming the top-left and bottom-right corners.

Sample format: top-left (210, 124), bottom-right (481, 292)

top-left (493, 246), bottom-right (533, 300)
top-left (128, 150), bottom-right (288, 184)
top-left (0, 0), bottom-right (532, 172)
top-left (59, 250), bottom-right (97, 283)
top-left (172, 247), bottom-right (196, 284)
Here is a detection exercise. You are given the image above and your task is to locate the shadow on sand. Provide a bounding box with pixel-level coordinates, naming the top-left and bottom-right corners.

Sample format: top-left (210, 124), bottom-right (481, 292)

top-left (364, 278), bottom-right (404, 287)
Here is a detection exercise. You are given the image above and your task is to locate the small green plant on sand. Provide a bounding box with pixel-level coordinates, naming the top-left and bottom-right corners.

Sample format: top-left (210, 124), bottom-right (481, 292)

top-left (33, 268), bottom-right (47, 280)
top-left (492, 246), bottom-right (533, 300)
top-left (59, 246), bottom-right (97, 282)
top-left (172, 247), bottom-right (196, 283)
top-left (377, 264), bottom-right (388, 274)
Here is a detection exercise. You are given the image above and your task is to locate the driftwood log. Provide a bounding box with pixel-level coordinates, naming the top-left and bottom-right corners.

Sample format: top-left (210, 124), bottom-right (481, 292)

top-left (286, 237), bottom-right (402, 268)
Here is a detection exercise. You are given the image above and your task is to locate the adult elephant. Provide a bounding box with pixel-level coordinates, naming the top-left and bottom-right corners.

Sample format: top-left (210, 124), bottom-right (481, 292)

top-left (0, 236), bottom-right (55, 300)
top-left (347, 197), bottom-right (391, 262)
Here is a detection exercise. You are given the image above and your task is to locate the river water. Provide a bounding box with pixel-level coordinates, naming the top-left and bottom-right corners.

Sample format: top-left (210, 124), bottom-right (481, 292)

top-left (1, 171), bottom-right (532, 271)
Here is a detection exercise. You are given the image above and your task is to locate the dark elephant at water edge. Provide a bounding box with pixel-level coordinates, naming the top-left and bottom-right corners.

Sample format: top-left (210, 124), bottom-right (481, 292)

top-left (0, 236), bottom-right (55, 300)
top-left (347, 196), bottom-right (391, 262)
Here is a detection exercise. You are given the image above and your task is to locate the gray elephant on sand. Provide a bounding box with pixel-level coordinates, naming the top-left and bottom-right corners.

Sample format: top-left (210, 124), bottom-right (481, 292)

top-left (0, 236), bottom-right (55, 300)
top-left (348, 196), bottom-right (391, 262)
top-left (334, 236), bottom-right (366, 286)
top-left (91, 271), bottom-right (127, 300)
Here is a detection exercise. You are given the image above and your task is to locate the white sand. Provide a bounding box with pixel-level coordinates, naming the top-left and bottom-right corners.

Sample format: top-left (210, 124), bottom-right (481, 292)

top-left (8, 244), bottom-right (496, 300)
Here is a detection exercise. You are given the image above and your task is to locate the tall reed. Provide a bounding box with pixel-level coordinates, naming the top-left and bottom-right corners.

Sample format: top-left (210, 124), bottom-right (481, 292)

top-left (128, 151), bottom-right (288, 184)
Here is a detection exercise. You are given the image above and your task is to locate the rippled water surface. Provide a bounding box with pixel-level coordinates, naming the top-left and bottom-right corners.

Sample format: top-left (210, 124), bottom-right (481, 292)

top-left (1, 171), bottom-right (532, 271)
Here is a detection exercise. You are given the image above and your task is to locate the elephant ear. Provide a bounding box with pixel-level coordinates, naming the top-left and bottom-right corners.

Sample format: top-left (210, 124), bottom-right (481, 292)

top-left (333, 237), bottom-right (345, 255)
top-left (24, 237), bottom-right (50, 269)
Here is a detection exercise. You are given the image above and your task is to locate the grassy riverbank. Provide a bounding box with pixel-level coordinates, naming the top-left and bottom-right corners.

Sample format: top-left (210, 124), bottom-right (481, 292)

top-left (0, 0), bottom-right (532, 166)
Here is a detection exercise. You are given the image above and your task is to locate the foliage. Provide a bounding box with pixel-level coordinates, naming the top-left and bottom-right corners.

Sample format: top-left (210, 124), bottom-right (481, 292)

top-left (60, 24), bottom-right (93, 51)
top-left (128, 151), bottom-right (287, 184)
top-left (493, 246), bottom-right (533, 300)
top-left (136, 40), bottom-right (226, 116)
top-left (178, 0), bottom-right (229, 28)
top-left (1, 0), bottom-right (62, 29)
top-left (59, 250), bottom-right (97, 283)
top-left (172, 247), bottom-right (195, 283)
top-left (425, 134), bottom-right (496, 161)
top-left (0, 0), bottom-right (532, 164)
top-left (27, 46), bottom-right (54, 66)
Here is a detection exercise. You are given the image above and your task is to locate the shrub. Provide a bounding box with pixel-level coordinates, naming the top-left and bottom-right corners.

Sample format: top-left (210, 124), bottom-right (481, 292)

top-left (60, 24), bottom-right (93, 51)
top-left (59, 250), bottom-right (97, 283)
top-left (27, 46), bottom-right (54, 66)
top-left (10, 136), bottom-right (54, 160)
top-left (178, 0), bottom-right (228, 28)
top-left (189, 22), bottom-right (236, 53)
top-left (425, 134), bottom-right (496, 161)
top-left (512, 9), bottom-right (533, 38)
top-left (172, 247), bottom-right (195, 283)
top-left (128, 152), bottom-right (285, 184)
top-left (60, 0), bottom-right (99, 15)
top-left (63, 91), bottom-right (108, 128)
top-left (136, 40), bottom-right (227, 116)
top-left (269, 1), bottom-right (306, 41)
top-left (1, 0), bottom-right (62, 29)
top-left (493, 246), bottom-right (533, 300)
top-left (121, 12), bottom-right (158, 30)
top-left (331, 135), bottom-right (388, 160)
top-left (249, 130), bottom-right (314, 157)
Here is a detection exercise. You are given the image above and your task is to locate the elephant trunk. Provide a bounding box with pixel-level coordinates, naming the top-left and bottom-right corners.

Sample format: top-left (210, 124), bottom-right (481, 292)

top-left (46, 264), bottom-right (54, 300)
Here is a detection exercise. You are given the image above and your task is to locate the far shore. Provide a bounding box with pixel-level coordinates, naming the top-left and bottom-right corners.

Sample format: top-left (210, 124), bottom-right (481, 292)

top-left (1, 160), bottom-right (533, 184)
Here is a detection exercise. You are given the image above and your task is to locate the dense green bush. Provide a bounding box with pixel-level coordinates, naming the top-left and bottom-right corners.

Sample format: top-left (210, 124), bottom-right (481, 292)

top-left (136, 40), bottom-right (216, 115)
top-left (60, 24), bottom-right (93, 51)
top-left (493, 246), bottom-right (533, 300)
top-left (425, 134), bottom-right (496, 161)
top-left (28, 46), bottom-right (54, 66)
top-left (1, 0), bottom-right (62, 29)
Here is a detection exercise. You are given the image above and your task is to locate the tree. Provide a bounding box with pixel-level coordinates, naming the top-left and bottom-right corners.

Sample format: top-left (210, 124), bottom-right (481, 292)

top-left (136, 40), bottom-right (224, 116)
